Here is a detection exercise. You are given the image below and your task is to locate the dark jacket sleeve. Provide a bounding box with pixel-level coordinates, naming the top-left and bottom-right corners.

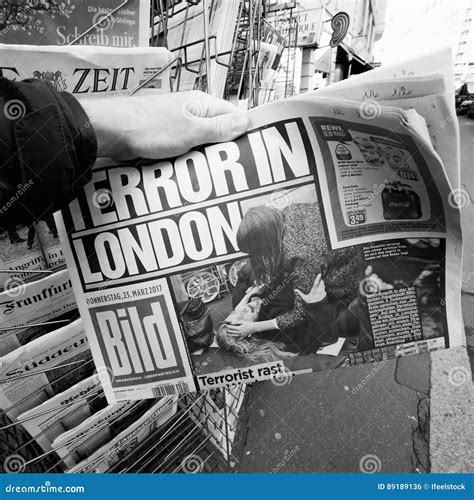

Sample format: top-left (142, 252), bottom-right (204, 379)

top-left (0, 77), bottom-right (97, 227)
top-left (304, 298), bottom-right (339, 349)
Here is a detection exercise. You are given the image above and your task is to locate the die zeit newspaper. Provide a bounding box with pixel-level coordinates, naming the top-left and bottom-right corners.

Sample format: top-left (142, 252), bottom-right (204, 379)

top-left (56, 97), bottom-right (463, 404)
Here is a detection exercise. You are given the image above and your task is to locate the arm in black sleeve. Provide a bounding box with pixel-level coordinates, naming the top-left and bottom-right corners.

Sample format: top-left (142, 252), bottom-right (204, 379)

top-left (304, 298), bottom-right (340, 349)
top-left (0, 77), bottom-right (97, 227)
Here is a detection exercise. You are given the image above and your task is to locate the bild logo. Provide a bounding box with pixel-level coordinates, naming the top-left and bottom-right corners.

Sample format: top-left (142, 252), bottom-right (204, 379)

top-left (94, 297), bottom-right (178, 378)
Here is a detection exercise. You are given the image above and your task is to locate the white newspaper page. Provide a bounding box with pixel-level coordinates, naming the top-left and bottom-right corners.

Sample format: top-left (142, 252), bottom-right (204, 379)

top-left (52, 400), bottom-right (136, 468)
top-left (0, 269), bottom-right (77, 355)
top-left (68, 396), bottom-right (178, 473)
top-left (0, 44), bottom-right (172, 97)
top-left (0, 319), bottom-right (91, 420)
top-left (56, 97), bottom-right (462, 401)
top-left (297, 48), bottom-right (460, 191)
top-left (17, 374), bottom-right (103, 455)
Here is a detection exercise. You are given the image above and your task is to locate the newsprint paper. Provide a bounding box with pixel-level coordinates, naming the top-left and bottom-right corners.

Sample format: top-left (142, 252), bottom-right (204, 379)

top-left (56, 97), bottom-right (463, 404)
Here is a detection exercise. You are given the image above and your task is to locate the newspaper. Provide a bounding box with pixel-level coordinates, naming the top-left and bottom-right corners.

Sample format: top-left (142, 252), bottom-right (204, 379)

top-left (186, 385), bottom-right (247, 459)
top-left (0, 318), bottom-right (92, 420)
top-left (0, 43), bottom-right (172, 97)
top-left (67, 396), bottom-right (178, 473)
top-left (17, 374), bottom-right (104, 456)
top-left (0, 0), bottom-right (150, 47)
top-left (52, 400), bottom-right (136, 467)
top-left (56, 94), bottom-right (462, 403)
top-left (0, 216), bottom-right (64, 290)
top-left (0, 269), bottom-right (77, 355)
top-left (297, 48), bottom-right (460, 190)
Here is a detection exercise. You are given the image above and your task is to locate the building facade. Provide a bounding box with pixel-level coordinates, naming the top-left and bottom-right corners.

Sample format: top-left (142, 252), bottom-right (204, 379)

top-left (266, 0), bottom-right (387, 97)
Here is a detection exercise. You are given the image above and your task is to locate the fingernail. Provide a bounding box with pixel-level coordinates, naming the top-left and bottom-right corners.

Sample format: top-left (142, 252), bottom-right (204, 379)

top-left (232, 113), bottom-right (249, 135)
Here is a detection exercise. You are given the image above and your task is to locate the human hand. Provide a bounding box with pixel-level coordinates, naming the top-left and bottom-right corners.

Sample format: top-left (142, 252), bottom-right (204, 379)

top-left (295, 274), bottom-right (326, 303)
top-left (237, 284), bottom-right (263, 308)
top-left (81, 90), bottom-right (250, 160)
top-left (226, 321), bottom-right (258, 339)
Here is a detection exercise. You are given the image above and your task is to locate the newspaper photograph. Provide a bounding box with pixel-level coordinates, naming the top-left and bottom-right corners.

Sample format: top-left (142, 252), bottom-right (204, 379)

top-left (0, 0), bottom-right (150, 47)
top-left (56, 96), bottom-right (462, 403)
top-left (0, 214), bottom-right (64, 289)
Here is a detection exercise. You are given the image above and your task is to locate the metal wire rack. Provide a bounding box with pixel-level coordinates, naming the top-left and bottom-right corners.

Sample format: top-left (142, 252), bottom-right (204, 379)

top-left (0, 0), bottom-right (295, 475)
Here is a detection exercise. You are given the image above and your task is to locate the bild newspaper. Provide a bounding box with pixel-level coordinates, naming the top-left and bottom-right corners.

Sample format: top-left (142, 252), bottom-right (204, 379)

top-left (56, 93), bottom-right (462, 404)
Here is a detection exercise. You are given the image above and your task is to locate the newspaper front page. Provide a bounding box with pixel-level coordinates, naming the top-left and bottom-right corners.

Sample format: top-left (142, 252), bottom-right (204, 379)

top-left (56, 97), bottom-right (462, 403)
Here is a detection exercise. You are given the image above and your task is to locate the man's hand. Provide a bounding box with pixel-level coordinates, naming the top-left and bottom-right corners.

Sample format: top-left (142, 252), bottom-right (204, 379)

top-left (295, 274), bottom-right (327, 304)
top-left (82, 90), bottom-right (250, 160)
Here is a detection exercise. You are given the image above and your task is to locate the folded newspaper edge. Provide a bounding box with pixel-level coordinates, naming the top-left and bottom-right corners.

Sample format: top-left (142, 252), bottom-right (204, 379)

top-left (0, 318), bottom-right (90, 420)
top-left (17, 374), bottom-right (102, 455)
top-left (67, 396), bottom-right (178, 473)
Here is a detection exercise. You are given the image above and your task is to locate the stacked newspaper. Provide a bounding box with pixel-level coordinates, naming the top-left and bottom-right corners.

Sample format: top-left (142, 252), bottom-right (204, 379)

top-left (0, 269), bottom-right (76, 355)
top-left (0, 319), bottom-right (91, 420)
top-left (67, 396), bottom-right (178, 473)
top-left (16, 374), bottom-right (104, 456)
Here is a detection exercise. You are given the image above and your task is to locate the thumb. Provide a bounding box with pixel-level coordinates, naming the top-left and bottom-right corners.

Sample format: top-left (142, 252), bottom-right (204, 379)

top-left (194, 112), bottom-right (250, 144)
top-left (294, 289), bottom-right (306, 301)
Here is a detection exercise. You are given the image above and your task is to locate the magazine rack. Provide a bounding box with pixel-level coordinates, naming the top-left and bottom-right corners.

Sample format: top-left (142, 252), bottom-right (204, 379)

top-left (0, 377), bottom-right (249, 473)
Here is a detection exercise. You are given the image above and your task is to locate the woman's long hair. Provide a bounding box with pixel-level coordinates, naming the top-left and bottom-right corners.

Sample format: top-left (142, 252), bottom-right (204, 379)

top-left (236, 206), bottom-right (285, 286)
top-left (216, 323), bottom-right (297, 363)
